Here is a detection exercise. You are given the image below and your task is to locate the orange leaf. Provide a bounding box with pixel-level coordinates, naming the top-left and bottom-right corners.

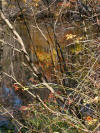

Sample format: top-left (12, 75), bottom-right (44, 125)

top-left (85, 116), bottom-right (92, 121)
top-left (57, 2), bottom-right (71, 7)
top-left (13, 84), bottom-right (20, 91)
top-left (57, 91), bottom-right (61, 95)
top-left (48, 93), bottom-right (55, 99)
top-left (19, 106), bottom-right (29, 111)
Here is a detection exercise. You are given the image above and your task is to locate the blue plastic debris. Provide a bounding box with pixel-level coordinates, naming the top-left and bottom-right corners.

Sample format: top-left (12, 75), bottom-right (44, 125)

top-left (2, 85), bottom-right (22, 108)
top-left (13, 96), bottom-right (22, 108)
top-left (80, 104), bottom-right (93, 116)
top-left (0, 115), bottom-right (15, 133)
top-left (0, 116), bottom-right (9, 127)
top-left (2, 85), bottom-right (14, 97)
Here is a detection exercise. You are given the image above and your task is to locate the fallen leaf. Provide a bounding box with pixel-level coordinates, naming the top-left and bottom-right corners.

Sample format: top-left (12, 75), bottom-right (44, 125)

top-left (19, 106), bottom-right (29, 111)
top-left (65, 34), bottom-right (76, 40)
top-left (86, 116), bottom-right (92, 121)
top-left (13, 84), bottom-right (20, 91)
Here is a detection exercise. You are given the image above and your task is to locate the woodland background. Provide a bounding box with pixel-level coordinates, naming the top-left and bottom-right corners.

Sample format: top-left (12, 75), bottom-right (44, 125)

top-left (0, 0), bottom-right (100, 132)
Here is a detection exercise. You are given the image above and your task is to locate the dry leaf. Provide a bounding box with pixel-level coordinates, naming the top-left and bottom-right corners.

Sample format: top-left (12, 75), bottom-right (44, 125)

top-left (65, 34), bottom-right (76, 40)
top-left (19, 106), bottom-right (29, 111)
